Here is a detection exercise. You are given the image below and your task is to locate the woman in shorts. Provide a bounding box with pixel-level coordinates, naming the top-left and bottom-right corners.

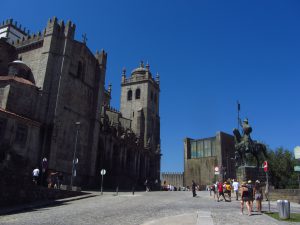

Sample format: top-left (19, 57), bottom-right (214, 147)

top-left (254, 180), bottom-right (263, 213)
top-left (240, 181), bottom-right (252, 216)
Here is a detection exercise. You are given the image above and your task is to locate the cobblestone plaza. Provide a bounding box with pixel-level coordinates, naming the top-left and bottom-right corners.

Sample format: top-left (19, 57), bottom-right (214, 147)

top-left (1, 191), bottom-right (299, 225)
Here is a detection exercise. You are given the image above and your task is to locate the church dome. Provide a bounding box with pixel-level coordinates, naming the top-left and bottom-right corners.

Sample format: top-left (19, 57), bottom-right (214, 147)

top-left (131, 61), bottom-right (151, 76)
top-left (131, 67), bottom-right (146, 74)
top-left (8, 60), bottom-right (35, 84)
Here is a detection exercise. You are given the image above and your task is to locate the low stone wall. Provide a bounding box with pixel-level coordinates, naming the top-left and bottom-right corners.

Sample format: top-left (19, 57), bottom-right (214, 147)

top-left (268, 189), bottom-right (300, 204)
top-left (0, 185), bottom-right (87, 208)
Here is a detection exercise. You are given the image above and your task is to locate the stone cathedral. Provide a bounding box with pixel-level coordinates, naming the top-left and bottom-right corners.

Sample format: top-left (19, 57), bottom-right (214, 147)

top-left (0, 17), bottom-right (161, 189)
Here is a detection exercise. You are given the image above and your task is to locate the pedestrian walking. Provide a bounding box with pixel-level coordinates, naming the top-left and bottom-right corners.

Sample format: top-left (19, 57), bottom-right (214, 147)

top-left (144, 179), bottom-right (150, 192)
top-left (210, 183), bottom-right (217, 199)
top-left (232, 179), bottom-right (240, 200)
top-left (192, 180), bottom-right (197, 197)
top-left (32, 166), bottom-right (40, 185)
top-left (241, 181), bottom-right (252, 216)
top-left (254, 180), bottom-right (263, 213)
top-left (217, 181), bottom-right (226, 202)
top-left (247, 180), bottom-right (254, 211)
top-left (224, 181), bottom-right (232, 201)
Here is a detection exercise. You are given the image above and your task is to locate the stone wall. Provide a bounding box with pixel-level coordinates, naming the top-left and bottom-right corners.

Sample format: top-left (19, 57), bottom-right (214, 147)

top-left (268, 189), bottom-right (300, 204)
top-left (18, 44), bottom-right (44, 87)
top-left (0, 109), bottom-right (41, 166)
top-left (0, 39), bottom-right (17, 75)
top-left (161, 172), bottom-right (183, 188)
top-left (184, 156), bottom-right (217, 188)
top-left (5, 81), bottom-right (39, 118)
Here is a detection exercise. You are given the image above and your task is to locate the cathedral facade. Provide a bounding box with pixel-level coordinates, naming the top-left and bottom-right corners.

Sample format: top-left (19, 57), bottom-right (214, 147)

top-left (0, 18), bottom-right (161, 189)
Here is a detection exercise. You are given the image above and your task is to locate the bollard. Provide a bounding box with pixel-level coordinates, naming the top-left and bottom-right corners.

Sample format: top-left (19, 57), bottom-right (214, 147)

top-left (277, 200), bottom-right (290, 219)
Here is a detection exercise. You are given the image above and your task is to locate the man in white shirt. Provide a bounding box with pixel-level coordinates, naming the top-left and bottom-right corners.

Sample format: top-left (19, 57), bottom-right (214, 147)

top-left (32, 167), bottom-right (40, 185)
top-left (232, 179), bottom-right (240, 200)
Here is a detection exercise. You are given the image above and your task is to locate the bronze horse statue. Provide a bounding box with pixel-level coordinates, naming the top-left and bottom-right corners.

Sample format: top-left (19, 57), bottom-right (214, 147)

top-left (233, 128), bottom-right (268, 168)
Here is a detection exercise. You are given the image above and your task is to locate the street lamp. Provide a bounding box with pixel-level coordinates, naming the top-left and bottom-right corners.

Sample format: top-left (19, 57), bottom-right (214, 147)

top-left (70, 121), bottom-right (80, 187)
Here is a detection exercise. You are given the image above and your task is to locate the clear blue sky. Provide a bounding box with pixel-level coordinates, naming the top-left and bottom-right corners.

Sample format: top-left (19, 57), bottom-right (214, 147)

top-left (3, 0), bottom-right (300, 172)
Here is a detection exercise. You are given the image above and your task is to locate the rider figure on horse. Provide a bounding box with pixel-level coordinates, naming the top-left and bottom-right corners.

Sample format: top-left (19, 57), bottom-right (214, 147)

top-left (234, 117), bottom-right (268, 167)
top-left (240, 118), bottom-right (252, 152)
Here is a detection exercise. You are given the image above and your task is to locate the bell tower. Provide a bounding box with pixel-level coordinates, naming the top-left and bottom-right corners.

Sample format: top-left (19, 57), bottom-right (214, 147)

top-left (120, 61), bottom-right (160, 152)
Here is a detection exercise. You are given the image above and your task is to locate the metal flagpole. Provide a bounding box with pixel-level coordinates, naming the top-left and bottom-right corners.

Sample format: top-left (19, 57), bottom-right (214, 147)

top-left (237, 101), bottom-right (241, 131)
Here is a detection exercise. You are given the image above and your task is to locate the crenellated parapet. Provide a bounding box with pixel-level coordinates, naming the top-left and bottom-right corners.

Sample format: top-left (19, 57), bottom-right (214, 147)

top-left (95, 49), bottom-right (107, 69)
top-left (12, 17), bottom-right (78, 52)
top-left (13, 30), bottom-right (44, 51)
top-left (44, 16), bottom-right (76, 39)
top-left (0, 18), bottom-right (29, 35)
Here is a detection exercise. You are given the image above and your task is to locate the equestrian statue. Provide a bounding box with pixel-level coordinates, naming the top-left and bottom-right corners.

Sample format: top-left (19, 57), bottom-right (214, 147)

top-left (233, 118), bottom-right (268, 168)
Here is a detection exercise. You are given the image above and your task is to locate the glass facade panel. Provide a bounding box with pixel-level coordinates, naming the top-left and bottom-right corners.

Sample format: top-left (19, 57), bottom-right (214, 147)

top-left (204, 140), bottom-right (211, 157)
top-left (197, 141), bottom-right (203, 157)
top-left (189, 138), bottom-right (217, 159)
top-left (191, 141), bottom-right (197, 158)
top-left (211, 141), bottom-right (216, 156)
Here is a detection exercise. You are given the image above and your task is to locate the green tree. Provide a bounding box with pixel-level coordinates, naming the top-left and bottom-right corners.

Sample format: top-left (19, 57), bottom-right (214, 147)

top-left (268, 147), bottom-right (298, 189)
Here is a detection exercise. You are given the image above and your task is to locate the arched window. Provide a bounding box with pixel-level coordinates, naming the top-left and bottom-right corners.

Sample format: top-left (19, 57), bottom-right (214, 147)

top-left (127, 90), bottom-right (132, 101)
top-left (135, 88), bottom-right (141, 99)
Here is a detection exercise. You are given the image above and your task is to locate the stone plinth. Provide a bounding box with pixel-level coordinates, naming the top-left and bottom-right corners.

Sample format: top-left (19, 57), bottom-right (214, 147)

top-left (236, 166), bottom-right (266, 182)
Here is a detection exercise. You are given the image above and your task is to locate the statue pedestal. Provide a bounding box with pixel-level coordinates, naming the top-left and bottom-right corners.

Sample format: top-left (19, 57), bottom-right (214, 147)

top-left (236, 166), bottom-right (266, 182)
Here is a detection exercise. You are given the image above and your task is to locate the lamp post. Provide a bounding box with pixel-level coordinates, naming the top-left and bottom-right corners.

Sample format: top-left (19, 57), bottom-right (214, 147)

top-left (70, 121), bottom-right (80, 187)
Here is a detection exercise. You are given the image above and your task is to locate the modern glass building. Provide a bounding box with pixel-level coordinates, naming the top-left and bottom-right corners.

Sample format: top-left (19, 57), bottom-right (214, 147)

top-left (183, 132), bottom-right (235, 189)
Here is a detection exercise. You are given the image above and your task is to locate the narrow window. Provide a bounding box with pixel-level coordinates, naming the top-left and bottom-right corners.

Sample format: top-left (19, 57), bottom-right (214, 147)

top-left (135, 88), bottom-right (141, 99)
top-left (127, 90), bottom-right (132, 101)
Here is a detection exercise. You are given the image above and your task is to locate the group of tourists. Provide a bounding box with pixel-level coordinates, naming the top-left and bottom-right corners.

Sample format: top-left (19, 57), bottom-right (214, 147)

top-left (209, 179), bottom-right (263, 216)
top-left (32, 167), bottom-right (64, 189)
top-left (209, 180), bottom-right (235, 202)
top-left (240, 180), bottom-right (263, 216)
top-left (47, 171), bottom-right (64, 189)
